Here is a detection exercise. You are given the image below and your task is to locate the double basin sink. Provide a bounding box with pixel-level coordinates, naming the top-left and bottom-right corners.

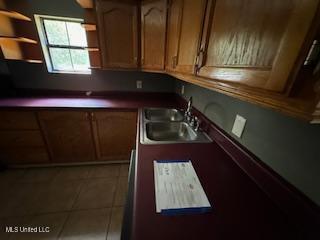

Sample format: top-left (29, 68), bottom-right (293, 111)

top-left (140, 108), bottom-right (212, 144)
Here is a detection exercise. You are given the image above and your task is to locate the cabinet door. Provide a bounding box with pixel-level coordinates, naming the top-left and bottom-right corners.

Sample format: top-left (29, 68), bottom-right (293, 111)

top-left (38, 111), bottom-right (96, 163)
top-left (0, 111), bottom-right (39, 130)
top-left (165, 0), bottom-right (182, 72)
top-left (96, 0), bottom-right (138, 69)
top-left (141, 0), bottom-right (167, 70)
top-left (166, 0), bottom-right (206, 74)
top-left (92, 111), bottom-right (137, 161)
top-left (197, 0), bottom-right (319, 92)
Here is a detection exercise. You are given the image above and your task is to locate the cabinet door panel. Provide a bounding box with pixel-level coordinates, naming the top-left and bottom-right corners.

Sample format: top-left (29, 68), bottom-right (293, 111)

top-left (198, 0), bottom-right (319, 92)
top-left (0, 130), bottom-right (45, 147)
top-left (166, 0), bottom-right (182, 71)
top-left (0, 111), bottom-right (39, 130)
top-left (141, 0), bottom-right (167, 70)
top-left (166, 0), bottom-right (206, 74)
top-left (0, 148), bottom-right (49, 164)
top-left (38, 111), bottom-right (96, 163)
top-left (97, 0), bottom-right (138, 68)
top-left (92, 111), bottom-right (137, 161)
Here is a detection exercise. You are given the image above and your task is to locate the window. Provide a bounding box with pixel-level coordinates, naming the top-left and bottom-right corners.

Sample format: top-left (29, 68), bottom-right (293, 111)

top-left (35, 15), bottom-right (91, 74)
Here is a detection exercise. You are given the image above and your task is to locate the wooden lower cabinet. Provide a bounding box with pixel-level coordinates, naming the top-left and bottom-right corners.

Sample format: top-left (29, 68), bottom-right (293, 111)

top-left (38, 111), bottom-right (96, 163)
top-left (92, 111), bottom-right (137, 161)
top-left (0, 111), bottom-right (39, 130)
top-left (38, 110), bottom-right (137, 163)
top-left (0, 109), bottom-right (137, 165)
top-left (0, 148), bottom-right (49, 164)
top-left (0, 111), bottom-right (49, 164)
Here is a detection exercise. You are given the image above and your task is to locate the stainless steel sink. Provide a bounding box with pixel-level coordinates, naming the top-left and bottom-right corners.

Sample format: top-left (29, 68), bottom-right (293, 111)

top-left (140, 108), bottom-right (212, 144)
top-left (144, 108), bottom-right (184, 121)
top-left (146, 122), bottom-right (197, 141)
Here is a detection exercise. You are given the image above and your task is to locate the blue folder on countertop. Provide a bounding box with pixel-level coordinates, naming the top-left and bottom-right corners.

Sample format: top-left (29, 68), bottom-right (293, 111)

top-left (153, 160), bottom-right (212, 215)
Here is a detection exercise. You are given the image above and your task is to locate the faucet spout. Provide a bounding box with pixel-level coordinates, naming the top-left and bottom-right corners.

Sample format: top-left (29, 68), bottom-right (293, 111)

top-left (186, 97), bottom-right (193, 115)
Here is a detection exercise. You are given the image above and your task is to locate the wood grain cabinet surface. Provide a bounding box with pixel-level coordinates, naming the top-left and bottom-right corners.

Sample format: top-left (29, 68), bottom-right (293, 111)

top-left (37, 110), bottom-right (137, 164)
top-left (166, 0), bottom-right (206, 74)
top-left (38, 111), bottom-right (96, 163)
top-left (141, 0), bottom-right (167, 70)
top-left (96, 0), bottom-right (138, 69)
top-left (0, 111), bottom-right (49, 164)
top-left (196, 0), bottom-right (319, 92)
top-left (0, 111), bottom-right (39, 130)
top-left (91, 111), bottom-right (137, 161)
top-left (90, 0), bottom-right (320, 120)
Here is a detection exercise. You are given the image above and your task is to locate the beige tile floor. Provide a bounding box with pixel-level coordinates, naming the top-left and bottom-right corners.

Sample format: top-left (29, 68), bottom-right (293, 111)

top-left (0, 164), bottom-right (129, 240)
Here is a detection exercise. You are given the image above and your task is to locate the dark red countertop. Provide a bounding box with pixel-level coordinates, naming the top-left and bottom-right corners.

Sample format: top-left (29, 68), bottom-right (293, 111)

top-left (0, 93), bottom-right (317, 239)
top-left (0, 92), bottom-right (179, 109)
top-left (133, 121), bottom-right (306, 240)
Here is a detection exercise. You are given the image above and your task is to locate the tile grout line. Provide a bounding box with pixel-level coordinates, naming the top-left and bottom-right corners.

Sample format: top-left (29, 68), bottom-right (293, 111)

top-left (0, 164), bottom-right (128, 239)
top-left (56, 175), bottom-right (87, 240)
top-left (106, 167), bottom-right (122, 240)
top-left (55, 210), bottom-right (72, 240)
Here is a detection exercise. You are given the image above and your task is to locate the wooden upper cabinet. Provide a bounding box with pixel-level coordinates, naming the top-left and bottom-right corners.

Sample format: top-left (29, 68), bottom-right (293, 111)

top-left (196, 0), bottom-right (319, 92)
top-left (166, 0), bottom-right (206, 74)
top-left (96, 0), bottom-right (138, 69)
top-left (141, 0), bottom-right (167, 70)
top-left (38, 111), bottom-right (96, 163)
top-left (91, 111), bottom-right (137, 161)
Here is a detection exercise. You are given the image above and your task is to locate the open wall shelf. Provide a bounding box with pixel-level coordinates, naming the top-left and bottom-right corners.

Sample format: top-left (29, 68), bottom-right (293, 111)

top-left (76, 0), bottom-right (93, 9)
top-left (86, 47), bottom-right (99, 52)
top-left (81, 23), bottom-right (96, 31)
top-left (0, 36), bottom-right (37, 44)
top-left (0, 9), bottom-right (31, 21)
top-left (24, 59), bottom-right (42, 63)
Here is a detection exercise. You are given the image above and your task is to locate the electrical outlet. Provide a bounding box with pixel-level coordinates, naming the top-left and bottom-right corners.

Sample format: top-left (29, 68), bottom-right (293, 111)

top-left (232, 115), bottom-right (246, 138)
top-left (136, 80), bottom-right (142, 89)
top-left (181, 85), bottom-right (185, 95)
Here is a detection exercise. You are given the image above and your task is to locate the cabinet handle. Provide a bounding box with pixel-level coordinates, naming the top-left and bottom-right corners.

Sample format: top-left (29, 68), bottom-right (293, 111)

top-left (196, 48), bottom-right (205, 74)
top-left (304, 40), bottom-right (320, 66)
top-left (173, 56), bottom-right (178, 68)
top-left (172, 56), bottom-right (177, 69)
top-left (198, 48), bottom-right (205, 69)
top-left (91, 113), bottom-right (95, 121)
top-left (85, 113), bottom-right (89, 120)
top-left (194, 55), bottom-right (199, 74)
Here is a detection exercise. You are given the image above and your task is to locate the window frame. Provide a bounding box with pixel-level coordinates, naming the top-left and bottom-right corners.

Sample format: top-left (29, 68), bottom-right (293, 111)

top-left (34, 14), bottom-right (91, 74)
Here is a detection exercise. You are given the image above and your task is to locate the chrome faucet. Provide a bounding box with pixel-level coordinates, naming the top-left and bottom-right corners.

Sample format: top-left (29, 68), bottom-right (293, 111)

top-left (184, 97), bottom-right (201, 131)
top-left (185, 97), bottom-right (193, 121)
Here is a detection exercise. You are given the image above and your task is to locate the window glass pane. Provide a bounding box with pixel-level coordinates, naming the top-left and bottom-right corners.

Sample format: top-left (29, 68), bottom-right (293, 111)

top-left (70, 49), bottom-right (90, 71)
top-left (44, 19), bottom-right (69, 45)
top-left (49, 48), bottom-right (73, 71)
top-left (66, 22), bottom-right (88, 47)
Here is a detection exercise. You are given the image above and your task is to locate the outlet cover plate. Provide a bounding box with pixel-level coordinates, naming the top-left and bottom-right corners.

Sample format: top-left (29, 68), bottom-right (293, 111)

top-left (232, 114), bottom-right (246, 138)
top-left (136, 80), bottom-right (142, 89)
